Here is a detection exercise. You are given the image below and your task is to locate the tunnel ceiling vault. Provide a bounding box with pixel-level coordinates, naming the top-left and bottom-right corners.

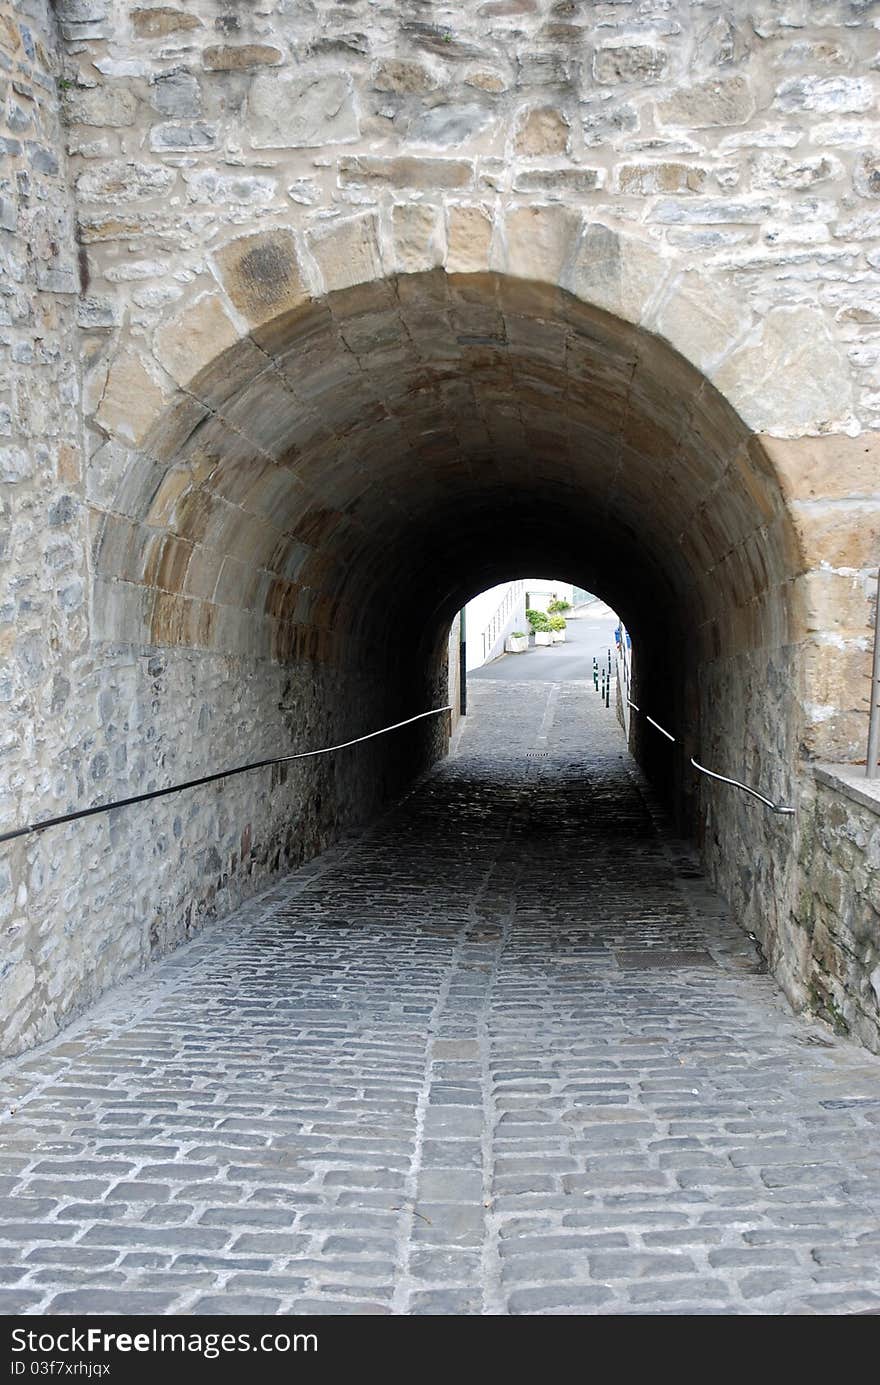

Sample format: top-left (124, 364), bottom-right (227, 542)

top-left (93, 271), bottom-right (802, 670)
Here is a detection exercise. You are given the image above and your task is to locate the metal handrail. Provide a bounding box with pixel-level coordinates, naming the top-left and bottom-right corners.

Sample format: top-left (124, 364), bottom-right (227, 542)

top-left (0, 705), bottom-right (453, 847)
top-left (626, 698), bottom-right (795, 815)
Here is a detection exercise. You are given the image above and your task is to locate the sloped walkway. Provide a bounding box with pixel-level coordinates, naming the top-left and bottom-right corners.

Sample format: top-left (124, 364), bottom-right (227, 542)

top-left (1, 679), bottom-right (880, 1316)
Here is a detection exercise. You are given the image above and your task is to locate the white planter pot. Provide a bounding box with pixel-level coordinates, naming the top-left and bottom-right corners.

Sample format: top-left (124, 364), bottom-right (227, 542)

top-left (551, 630), bottom-right (566, 643)
top-left (534, 631), bottom-right (553, 646)
top-left (505, 635), bottom-right (528, 653)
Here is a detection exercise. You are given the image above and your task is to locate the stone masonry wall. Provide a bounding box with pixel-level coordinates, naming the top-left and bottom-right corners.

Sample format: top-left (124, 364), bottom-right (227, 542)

top-left (55, 0), bottom-right (880, 754)
top-left (1, 0), bottom-right (86, 1050)
top-left (1, 0), bottom-right (879, 1056)
top-left (797, 772), bottom-right (880, 1054)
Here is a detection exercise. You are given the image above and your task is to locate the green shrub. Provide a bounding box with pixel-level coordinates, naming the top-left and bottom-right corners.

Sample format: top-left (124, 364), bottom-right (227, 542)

top-left (547, 598), bottom-right (571, 613)
top-left (526, 608), bottom-right (549, 631)
top-left (548, 614), bottom-right (567, 631)
top-left (510, 631), bottom-right (526, 639)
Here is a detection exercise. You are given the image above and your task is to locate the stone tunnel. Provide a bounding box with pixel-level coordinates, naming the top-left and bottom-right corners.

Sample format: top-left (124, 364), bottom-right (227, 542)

top-left (2, 0), bottom-right (880, 1062)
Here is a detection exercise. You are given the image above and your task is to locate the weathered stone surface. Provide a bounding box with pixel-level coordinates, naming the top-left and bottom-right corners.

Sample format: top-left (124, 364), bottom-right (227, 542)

top-left (466, 71), bottom-right (507, 94)
top-left (76, 161), bottom-right (174, 203)
top-left (774, 76), bottom-right (874, 114)
top-left (656, 76), bottom-right (755, 127)
top-left (339, 157), bottom-right (473, 190)
top-left (183, 170), bottom-right (276, 205)
top-left (645, 272), bottom-right (751, 373)
top-left (306, 214), bottom-right (383, 294)
top-left (149, 123), bottom-right (216, 152)
top-left (800, 769), bottom-right (880, 1052)
top-left (594, 45), bottom-right (668, 86)
top-left (409, 102), bottom-right (495, 146)
top-left (446, 204), bottom-right (493, 273)
top-left (563, 223), bottom-right (667, 324)
top-left (713, 307), bottom-right (854, 435)
top-left (391, 203), bottom-right (444, 273)
top-left (855, 153), bottom-right (880, 199)
top-left (504, 205), bottom-right (579, 282)
top-left (149, 70), bottom-right (201, 118)
top-left (513, 168), bottom-right (604, 195)
top-left (94, 348), bottom-right (172, 444)
top-left (618, 162), bottom-right (706, 195)
top-left (203, 46), bottom-right (283, 72)
top-left (760, 432), bottom-right (880, 503)
top-left (131, 8), bottom-right (202, 38)
top-left (152, 293), bottom-right (239, 392)
top-left (249, 73), bottom-right (358, 148)
top-left (212, 229), bottom-right (309, 329)
top-left (515, 106), bottom-right (570, 156)
top-left (63, 86), bottom-right (137, 127)
top-left (372, 59), bottom-right (436, 94)
top-left (751, 153), bottom-right (841, 190)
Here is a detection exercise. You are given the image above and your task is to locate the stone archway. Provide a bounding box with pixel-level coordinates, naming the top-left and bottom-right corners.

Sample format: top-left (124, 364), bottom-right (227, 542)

top-left (85, 248), bottom-right (814, 1022)
top-left (2, 0), bottom-right (879, 1063)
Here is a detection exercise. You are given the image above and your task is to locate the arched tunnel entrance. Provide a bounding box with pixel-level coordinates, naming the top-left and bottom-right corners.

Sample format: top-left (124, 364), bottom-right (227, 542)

top-left (90, 268), bottom-right (804, 1018)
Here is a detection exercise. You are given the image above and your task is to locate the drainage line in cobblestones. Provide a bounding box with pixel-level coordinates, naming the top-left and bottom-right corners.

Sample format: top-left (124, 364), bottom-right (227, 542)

top-left (0, 705), bottom-right (453, 846)
top-left (627, 698), bottom-right (795, 815)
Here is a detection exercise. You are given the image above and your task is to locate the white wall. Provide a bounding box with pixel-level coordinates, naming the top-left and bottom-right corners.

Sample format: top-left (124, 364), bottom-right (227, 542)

top-left (523, 580), bottom-right (575, 614)
top-left (465, 581), bottom-right (527, 670)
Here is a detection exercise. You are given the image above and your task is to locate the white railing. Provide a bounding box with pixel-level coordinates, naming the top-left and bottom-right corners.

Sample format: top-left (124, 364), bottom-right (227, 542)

top-left (480, 580), bottom-right (526, 664)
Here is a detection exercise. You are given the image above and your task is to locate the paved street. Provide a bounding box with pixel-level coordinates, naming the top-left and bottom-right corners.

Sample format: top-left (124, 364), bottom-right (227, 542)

top-left (1, 678), bottom-right (880, 1316)
top-left (470, 600), bottom-right (618, 682)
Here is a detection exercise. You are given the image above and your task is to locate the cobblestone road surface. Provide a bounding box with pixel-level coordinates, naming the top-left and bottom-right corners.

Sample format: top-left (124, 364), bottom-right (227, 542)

top-left (2, 680), bottom-right (880, 1316)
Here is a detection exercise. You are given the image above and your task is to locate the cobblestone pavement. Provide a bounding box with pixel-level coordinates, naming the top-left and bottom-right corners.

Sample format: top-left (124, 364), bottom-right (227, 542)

top-left (2, 679), bottom-right (880, 1317)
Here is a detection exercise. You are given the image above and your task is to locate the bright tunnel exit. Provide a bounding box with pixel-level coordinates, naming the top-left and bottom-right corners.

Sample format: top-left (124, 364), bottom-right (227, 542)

top-left (465, 581), bottom-right (625, 691)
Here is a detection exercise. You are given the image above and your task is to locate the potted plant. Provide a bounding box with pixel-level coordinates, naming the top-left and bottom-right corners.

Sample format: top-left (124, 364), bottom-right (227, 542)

top-left (548, 614), bottom-right (567, 643)
top-left (506, 630), bottom-right (529, 653)
top-left (547, 598), bottom-right (571, 614)
top-left (527, 608), bottom-right (553, 647)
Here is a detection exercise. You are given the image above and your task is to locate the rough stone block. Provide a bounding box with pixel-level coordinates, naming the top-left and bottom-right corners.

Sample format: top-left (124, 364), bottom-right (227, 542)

top-left (759, 432), bottom-right (880, 503)
top-left (792, 502), bottom-right (880, 570)
top-left (149, 70), bottom-right (201, 118)
top-left (446, 205), bottom-right (493, 274)
top-left (644, 271), bottom-right (752, 373)
top-left (152, 293), bottom-right (240, 394)
top-left (150, 124), bottom-right (216, 152)
top-left (751, 152), bottom-right (841, 190)
top-left (213, 229), bottom-right (310, 329)
top-left (409, 103), bottom-right (495, 146)
top-left (563, 223), bottom-right (669, 325)
top-left (504, 204), bottom-right (580, 283)
top-left (713, 306), bottom-right (854, 435)
top-left (372, 60), bottom-right (436, 94)
top-left (94, 349), bottom-right (174, 446)
top-left (203, 46), bottom-right (283, 71)
top-left (594, 45), bottom-right (668, 86)
top-left (774, 76), bottom-right (874, 114)
top-left (513, 168), bottom-right (604, 196)
top-left (63, 85), bottom-right (137, 127)
top-left (339, 156), bottom-right (474, 190)
top-left (515, 106), bottom-right (570, 156)
top-left (655, 76), bottom-right (755, 127)
top-left (76, 161), bottom-right (175, 203)
top-left (618, 162), bottom-right (706, 195)
top-left (249, 73), bottom-right (358, 149)
top-left (132, 9), bottom-right (202, 38)
top-left (306, 214), bottom-right (384, 294)
top-left (855, 153), bottom-right (880, 199)
top-left (390, 204), bottom-right (445, 274)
